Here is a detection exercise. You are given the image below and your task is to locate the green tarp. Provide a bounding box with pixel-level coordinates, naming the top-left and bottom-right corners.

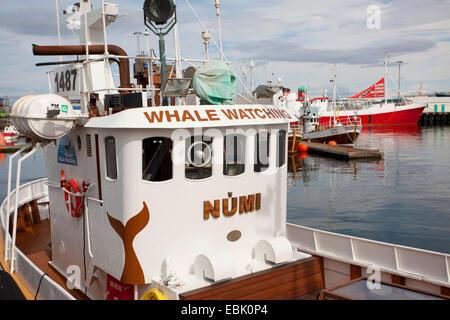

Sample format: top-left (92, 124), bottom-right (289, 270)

top-left (193, 60), bottom-right (237, 105)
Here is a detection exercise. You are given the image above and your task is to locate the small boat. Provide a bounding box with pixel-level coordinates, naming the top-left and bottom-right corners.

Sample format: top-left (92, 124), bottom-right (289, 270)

top-left (303, 115), bottom-right (362, 146)
top-left (1, 125), bottom-right (19, 140)
top-left (303, 69), bottom-right (362, 146)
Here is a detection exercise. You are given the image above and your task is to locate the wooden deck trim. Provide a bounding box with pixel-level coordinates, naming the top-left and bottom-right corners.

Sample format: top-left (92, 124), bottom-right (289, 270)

top-left (180, 257), bottom-right (323, 300)
top-left (391, 274), bottom-right (406, 286)
top-left (441, 286), bottom-right (450, 297)
top-left (350, 264), bottom-right (362, 280)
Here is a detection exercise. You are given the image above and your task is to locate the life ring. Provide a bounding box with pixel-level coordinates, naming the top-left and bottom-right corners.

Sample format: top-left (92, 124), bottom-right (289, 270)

top-left (64, 179), bottom-right (83, 218)
top-left (140, 288), bottom-right (167, 300)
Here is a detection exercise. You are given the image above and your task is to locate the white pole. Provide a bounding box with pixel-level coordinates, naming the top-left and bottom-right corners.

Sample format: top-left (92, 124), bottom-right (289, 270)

top-left (10, 145), bottom-right (40, 273)
top-left (214, 0), bottom-right (223, 61)
top-left (56, 0), bottom-right (62, 61)
top-left (250, 59), bottom-right (255, 93)
top-left (145, 29), bottom-right (154, 107)
top-left (385, 54), bottom-right (388, 104)
top-left (173, 25), bottom-right (182, 78)
top-left (332, 66), bottom-right (337, 125)
top-left (4, 145), bottom-right (31, 262)
top-left (101, 0), bottom-right (109, 55)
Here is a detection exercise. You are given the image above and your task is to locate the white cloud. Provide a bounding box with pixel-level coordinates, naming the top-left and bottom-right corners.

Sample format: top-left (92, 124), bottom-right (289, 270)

top-left (0, 0), bottom-right (449, 100)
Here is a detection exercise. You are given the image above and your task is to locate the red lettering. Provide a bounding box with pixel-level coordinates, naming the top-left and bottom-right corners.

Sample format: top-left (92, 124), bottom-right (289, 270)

top-left (263, 108), bottom-right (275, 119)
top-left (272, 109), bottom-right (283, 118)
top-left (239, 109), bottom-right (251, 120)
top-left (254, 109), bottom-right (267, 119)
top-left (221, 109), bottom-right (239, 120)
top-left (144, 111), bottom-right (164, 123)
top-left (194, 110), bottom-right (208, 121)
top-left (182, 110), bottom-right (196, 122)
top-left (280, 110), bottom-right (293, 119)
top-left (206, 109), bottom-right (220, 121)
top-left (244, 109), bottom-right (257, 119)
top-left (165, 110), bottom-right (180, 122)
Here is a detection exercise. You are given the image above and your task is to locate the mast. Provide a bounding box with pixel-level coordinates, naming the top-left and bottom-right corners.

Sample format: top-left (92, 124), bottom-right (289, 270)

top-left (214, 0), bottom-right (223, 61)
top-left (332, 66), bottom-right (337, 125)
top-left (55, 0), bottom-right (62, 61)
top-left (384, 54), bottom-right (388, 104)
top-left (250, 59), bottom-right (255, 94)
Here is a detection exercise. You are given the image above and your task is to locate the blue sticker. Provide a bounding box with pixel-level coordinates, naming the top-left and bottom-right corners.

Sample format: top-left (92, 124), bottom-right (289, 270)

top-left (57, 135), bottom-right (78, 166)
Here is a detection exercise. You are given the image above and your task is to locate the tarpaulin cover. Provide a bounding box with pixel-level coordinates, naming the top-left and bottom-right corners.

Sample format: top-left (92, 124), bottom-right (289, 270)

top-left (193, 60), bottom-right (237, 105)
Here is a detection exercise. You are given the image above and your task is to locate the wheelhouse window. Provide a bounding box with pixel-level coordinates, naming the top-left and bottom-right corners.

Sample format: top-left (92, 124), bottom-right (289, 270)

top-left (105, 136), bottom-right (117, 180)
top-left (254, 131), bottom-right (270, 172)
top-left (142, 137), bottom-right (173, 182)
top-left (223, 134), bottom-right (246, 176)
top-left (185, 136), bottom-right (213, 180)
top-left (277, 130), bottom-right (287, 168)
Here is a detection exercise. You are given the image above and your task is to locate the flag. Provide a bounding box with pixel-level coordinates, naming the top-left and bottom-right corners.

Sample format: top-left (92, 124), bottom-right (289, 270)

top-left (349, 78), bottom-right (385, 99)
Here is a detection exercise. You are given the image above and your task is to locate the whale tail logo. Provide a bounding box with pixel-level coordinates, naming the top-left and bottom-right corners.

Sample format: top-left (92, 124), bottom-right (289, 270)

top-left (107, 202), bottom-right (150, 285)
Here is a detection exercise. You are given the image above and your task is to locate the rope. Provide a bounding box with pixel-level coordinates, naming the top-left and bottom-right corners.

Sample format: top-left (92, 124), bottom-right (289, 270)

top-left (34, 273), bottom-right (48, 300)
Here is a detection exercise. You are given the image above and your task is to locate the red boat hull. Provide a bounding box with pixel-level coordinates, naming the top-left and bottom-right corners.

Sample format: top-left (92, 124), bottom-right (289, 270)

top-left (319, 105), bottom-right (425, 127)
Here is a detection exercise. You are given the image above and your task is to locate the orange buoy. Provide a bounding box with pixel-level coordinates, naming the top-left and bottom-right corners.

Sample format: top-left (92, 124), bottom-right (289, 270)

top-left (298, 143), bottom-right (308, 153)
top-left (328, 141), bottom-right (338, 146)
top-left (299, 152), bottom-right (308, 159)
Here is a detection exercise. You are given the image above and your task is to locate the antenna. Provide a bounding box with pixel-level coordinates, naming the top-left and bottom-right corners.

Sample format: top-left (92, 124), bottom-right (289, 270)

top-left (144, 0), bottom-right (177, 106)
top-left (249, 59), bottom-right (255, 93)
top-left (202, 30), bottom-right (211, 61)
top-left (214, 0), bottom-right (223, 61)
top-left (65, 3), bottom-right (81, 30)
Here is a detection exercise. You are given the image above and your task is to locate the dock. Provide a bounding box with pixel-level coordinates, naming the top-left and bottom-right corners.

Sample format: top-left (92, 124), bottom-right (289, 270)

top-left (0, 144), bottom-right (31, 153)
top-left (302, 142), bottom-right (383, 160)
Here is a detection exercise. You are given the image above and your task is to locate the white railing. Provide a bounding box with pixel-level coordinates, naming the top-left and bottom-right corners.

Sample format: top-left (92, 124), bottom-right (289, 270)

top-left (286, 223), bottom-right (450, 288)
top-left (0, 178), bottom-right (75, 300)
top-left (319, 117), bottom-right (362, 129)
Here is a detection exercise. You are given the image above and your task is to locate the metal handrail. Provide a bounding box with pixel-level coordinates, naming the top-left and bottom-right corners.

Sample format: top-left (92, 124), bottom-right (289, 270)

top-left (286, 223), bottom-right (450, 287)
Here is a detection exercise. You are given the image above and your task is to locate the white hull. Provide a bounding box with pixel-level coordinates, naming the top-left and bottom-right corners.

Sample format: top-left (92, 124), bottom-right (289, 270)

top-left (1, 178), bottom-right (449, 299)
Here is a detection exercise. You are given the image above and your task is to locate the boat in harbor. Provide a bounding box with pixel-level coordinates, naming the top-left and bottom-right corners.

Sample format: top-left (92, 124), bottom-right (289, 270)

top-left (0, 0), bottom-right (449, 301)
top-left (302, 70), bottom-right (362, 146)
top-left (313, 58), bottom-right (426, 127)
top-left (1, 125), bottom-right (19, 140)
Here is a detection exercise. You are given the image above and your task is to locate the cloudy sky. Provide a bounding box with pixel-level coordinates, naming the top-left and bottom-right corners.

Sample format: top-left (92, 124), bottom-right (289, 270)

top-left (1, 0), bottom-right (450, 102)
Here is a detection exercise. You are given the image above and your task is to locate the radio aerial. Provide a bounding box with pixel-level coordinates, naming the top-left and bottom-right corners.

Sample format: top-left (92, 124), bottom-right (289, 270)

top-left (143, 0), bottom-right (177, 106)
top-left (65, 3), bottom-right (81, 30)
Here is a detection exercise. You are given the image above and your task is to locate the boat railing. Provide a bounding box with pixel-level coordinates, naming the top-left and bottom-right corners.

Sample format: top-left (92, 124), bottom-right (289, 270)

top-left (286, 223), bottom-right (450, 288)
top-left (316, 117), bottom-right (361, 131)
top-left (0, 178), bottom-right (75, 300)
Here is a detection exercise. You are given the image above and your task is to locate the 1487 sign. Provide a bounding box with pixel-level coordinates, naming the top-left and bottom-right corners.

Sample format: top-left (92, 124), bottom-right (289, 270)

top-left (52, 65), bottom-right (81, 96)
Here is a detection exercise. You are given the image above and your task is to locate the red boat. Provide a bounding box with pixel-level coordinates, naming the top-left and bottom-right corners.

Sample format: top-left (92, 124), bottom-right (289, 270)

top-left (318, 101), bottom-right (425, 127)
top-left (311, 77), bottom-right (426, 127)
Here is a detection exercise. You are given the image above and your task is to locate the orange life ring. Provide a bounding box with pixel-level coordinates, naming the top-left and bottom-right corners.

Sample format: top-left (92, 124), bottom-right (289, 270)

top-left (65, 179), bottom-right (83, 218)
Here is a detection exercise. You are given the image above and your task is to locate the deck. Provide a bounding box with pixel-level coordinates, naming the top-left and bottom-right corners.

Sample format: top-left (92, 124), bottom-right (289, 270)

top-left (302, 142), bottom-right (383, 160)
top-left (180, 257), bottom-right (325, 300)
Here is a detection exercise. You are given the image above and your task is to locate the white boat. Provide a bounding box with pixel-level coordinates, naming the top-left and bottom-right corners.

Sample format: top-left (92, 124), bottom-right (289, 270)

top-left (1, 124), bottom-right (19, 140)
top-left (0, 0), bottom-right (448, 301)
top-left (302, 69), bottom-right (362, 146)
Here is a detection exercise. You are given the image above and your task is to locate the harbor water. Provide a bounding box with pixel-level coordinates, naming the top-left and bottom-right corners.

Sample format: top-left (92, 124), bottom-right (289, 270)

top-left (288, 125), bottom-right (450, 254)
top-left (1, 126), bottom-right (449, 254)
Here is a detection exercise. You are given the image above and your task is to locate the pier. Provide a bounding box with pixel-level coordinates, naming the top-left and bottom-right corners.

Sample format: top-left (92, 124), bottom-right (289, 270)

top-left (302, 142), bottom-right (383, 160)
top-left (408, 96), bottom-right (450, 126)
top-left (419, 112), bottom-right (450, 126)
